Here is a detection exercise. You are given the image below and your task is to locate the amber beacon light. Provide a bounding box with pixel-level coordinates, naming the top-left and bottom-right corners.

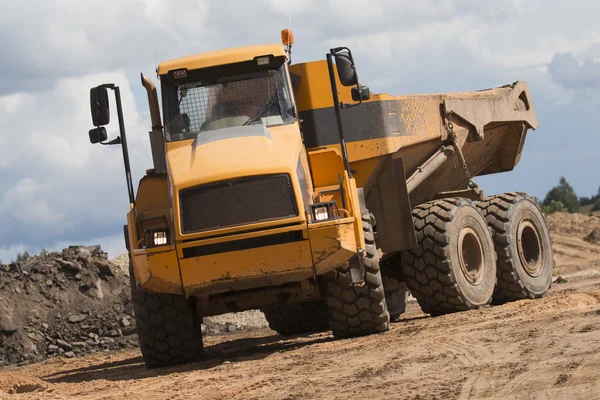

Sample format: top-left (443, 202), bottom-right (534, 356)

top-left (281, 29), bottom-right (294, 46)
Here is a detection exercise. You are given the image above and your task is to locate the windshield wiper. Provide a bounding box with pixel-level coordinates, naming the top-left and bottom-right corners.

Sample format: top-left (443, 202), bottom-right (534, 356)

top-left (243, 96), bottom-right (278, 126)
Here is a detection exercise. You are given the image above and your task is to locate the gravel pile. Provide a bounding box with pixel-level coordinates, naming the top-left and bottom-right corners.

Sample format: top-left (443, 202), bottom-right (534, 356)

top-left (0, 248), bottom-right (267, 367)
top-left (0, 246), bottom-right (137, 366)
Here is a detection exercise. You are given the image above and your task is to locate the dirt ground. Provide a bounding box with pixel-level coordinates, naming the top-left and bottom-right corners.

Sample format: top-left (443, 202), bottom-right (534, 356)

top-left (0, 213), bottom-right (599, 400)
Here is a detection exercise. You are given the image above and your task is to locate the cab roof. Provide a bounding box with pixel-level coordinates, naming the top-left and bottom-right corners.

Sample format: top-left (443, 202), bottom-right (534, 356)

top-left (157, 44), bottom-right (287, 75)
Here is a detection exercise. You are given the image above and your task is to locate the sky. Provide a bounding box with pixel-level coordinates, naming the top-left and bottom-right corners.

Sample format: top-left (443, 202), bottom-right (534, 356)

top-left (1, 0), bottom-right (599, 261)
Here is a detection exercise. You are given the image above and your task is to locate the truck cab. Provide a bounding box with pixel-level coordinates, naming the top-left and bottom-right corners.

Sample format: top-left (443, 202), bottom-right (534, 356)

top-left (124, 42), bottom-right (368, 301)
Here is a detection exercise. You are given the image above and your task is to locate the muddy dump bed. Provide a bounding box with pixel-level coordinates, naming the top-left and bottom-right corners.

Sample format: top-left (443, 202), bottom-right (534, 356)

top-left (292, 60), bottom-right (539, 253)
top-left (293, 61), bottom-right (538, 203)
top-left (353, 81), bottom-right (539, 207)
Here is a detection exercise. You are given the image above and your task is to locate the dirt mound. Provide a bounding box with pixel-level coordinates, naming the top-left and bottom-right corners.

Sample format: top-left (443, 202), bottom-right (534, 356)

top-left (545, 211), bottom-right (600, 276)
top-left (0, 246), bottom-right (137, 366)
top-left (546, 211), bottom-right (600, 237)
top-left (584, 227), bottom-right (600, 245)
top-left (203, 311), bottom-right (268, 335)
top-left (0, 249), bottom-right (267, 367)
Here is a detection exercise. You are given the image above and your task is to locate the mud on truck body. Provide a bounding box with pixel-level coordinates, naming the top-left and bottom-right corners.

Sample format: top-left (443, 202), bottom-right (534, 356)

top-left (87, 30), bottom-right (554, 367)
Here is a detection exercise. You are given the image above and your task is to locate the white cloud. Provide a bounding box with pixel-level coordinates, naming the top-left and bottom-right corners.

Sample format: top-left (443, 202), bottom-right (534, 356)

top-left (0, 244), bottom-right (26, 264)
top-left (548, 52), bottom-right (600, 90)
top-left (0, 178), bottom-right (65, 225)
top-left (0, 70), bottom-right (152, 258)
top-left (1, 0), bottom-right (600, 260)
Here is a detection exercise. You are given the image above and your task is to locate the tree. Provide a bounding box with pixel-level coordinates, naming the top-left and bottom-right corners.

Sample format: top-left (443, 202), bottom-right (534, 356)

top-left (578, 186), bottom-right (600, 209)
top-left (593, 197), bottom-right (600, 212)
top-left (543, 177), bottom-right (580, 213)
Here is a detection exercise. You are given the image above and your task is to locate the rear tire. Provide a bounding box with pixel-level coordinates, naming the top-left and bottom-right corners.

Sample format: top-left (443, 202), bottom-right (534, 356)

top-left (130, 261), bottom-right (204, 368)
top-left (402, 198), bottom-right (496, 315)
top-left (324, 213), bottom-right (390, 338)
top-left (477, 192), bottom-right (554, 303)
top-left (261, 301), bottom-right (330, 335)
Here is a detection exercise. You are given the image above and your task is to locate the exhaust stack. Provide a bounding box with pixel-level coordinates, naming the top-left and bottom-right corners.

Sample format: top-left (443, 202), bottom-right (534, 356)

top-left (141, 73), bottom-right (167, 174)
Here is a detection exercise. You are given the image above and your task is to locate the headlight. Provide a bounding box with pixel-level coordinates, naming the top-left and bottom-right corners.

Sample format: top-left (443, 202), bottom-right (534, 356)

top-left (314, 206), bottom-right (329, 221)
top-left (144, 228), bottom-right (169, 247)
top-left (310, 201), bottom-right (340, 222)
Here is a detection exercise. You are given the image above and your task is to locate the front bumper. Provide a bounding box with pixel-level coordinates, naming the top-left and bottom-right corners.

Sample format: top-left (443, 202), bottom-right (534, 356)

top-left (131, 217), bottom-right (359, 296)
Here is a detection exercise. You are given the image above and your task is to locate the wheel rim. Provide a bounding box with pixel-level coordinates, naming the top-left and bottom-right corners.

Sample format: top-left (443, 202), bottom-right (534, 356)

top-left (518, 219), bottom-right (544, 277)
top-left (458, 225), bottom-right (485, 285)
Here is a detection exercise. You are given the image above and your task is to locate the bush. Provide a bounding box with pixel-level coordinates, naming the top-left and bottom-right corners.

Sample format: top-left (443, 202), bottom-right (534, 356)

top-left (542, 200), bottom-right (568, 215)
top-left (543, 177), bottom-right (580, 213)
top-left (16, 251), bottom-right (31, 263)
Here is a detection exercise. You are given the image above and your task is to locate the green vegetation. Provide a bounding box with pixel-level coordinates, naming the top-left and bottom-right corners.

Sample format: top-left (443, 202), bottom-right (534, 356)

top-left (542, 177), bottom-right (600, 214)
top-left (541, 200), bottom-right (568, 214)
top-left (543, 177), bottom-right (580, 213)
top-left (16, 251), bottom-right (31, 263)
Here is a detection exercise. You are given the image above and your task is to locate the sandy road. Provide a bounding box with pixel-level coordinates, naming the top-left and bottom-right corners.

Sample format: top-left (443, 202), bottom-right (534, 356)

top-left (1, 268), bottom-right (599, 400)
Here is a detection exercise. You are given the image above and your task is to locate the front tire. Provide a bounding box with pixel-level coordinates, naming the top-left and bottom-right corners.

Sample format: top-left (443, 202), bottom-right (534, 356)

top-left (324, 213), bottom-right (390, 338)
top-left (403, 198), bottom-right (497, 315)
top-left (130, 261), bottom-right (204, 368)
top-left (477, 192), bottom-right (554, 303)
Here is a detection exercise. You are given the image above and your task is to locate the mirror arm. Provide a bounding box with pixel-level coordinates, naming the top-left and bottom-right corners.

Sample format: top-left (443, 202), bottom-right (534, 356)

top-left (340, 101), bottom-right (362, 109)
top-left (99, 136), bottom-right (122, 146)
top-left (95, 84), bottom-right (135, 206)
top-left (326, 52), bottom-right (352, 178)
top-left (113, 86), bottom-right (136, 207)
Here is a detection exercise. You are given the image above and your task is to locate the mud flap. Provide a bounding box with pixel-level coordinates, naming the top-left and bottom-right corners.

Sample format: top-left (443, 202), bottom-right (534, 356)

top-left (349, 252), bottom-right (366, 287)
top-left (349, 190), bottom-right (369, 286)
top-left (366, 157), bottom-right (417, 253)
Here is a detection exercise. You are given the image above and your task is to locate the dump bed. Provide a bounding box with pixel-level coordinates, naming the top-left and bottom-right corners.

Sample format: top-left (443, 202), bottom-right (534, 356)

top-left (292, 60), bottom-right (538, 198)
top-left (291, 60), bottom-right (539, 254)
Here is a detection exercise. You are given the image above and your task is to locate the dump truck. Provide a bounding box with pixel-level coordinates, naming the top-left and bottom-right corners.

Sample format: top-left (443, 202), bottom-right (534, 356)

top-left (87, 29), bottom-right (554, 367)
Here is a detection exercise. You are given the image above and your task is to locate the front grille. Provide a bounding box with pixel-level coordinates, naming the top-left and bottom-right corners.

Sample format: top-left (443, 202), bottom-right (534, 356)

top-left (179, 174), bottom-right (298, 234)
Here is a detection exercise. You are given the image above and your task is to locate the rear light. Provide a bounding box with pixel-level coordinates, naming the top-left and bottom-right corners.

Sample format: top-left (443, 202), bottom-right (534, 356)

top-left (144, 228), bottom-right (169, 247)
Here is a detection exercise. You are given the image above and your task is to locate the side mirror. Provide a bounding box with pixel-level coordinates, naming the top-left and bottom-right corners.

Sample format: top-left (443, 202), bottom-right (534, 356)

top-left (351, 86), bottom-right (370, 101)
top-left (89, 127), bottom-right (108, 144)
top-left (334, 52), bottom-right (358, 87)
top-left (90, 86), bottom-right (110, 126)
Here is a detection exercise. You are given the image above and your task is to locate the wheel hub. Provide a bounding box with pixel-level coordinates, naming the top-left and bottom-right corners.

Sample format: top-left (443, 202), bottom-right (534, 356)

top-left (458, 225), bottom-right (485, 285)
top-left (518, 219), bottom-right (544, 277)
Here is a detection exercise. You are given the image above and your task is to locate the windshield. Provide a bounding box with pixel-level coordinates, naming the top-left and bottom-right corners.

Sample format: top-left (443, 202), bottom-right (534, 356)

top-left (162, 59), bottom-right (295, 141)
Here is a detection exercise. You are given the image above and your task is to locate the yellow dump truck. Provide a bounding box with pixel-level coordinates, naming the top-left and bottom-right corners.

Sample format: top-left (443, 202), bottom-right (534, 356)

top-left (87, 30), bottom-right (553, 367)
